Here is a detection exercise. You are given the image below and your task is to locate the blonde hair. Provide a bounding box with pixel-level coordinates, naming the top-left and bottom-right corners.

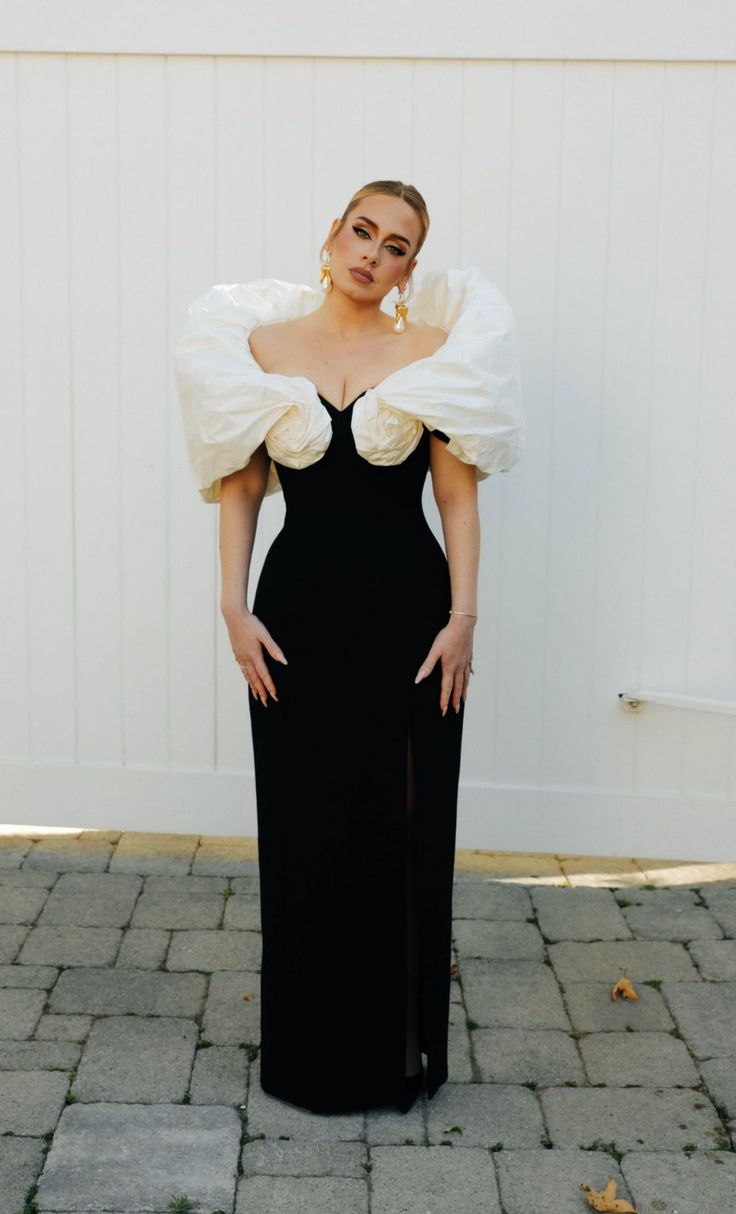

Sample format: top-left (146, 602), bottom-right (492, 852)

top-left (325, 180), bottom-right (430, 260)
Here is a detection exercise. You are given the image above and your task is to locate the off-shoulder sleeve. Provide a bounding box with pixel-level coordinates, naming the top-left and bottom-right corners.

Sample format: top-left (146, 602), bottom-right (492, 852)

top-left (352, 266), bottom-right (526, 481)
top-left (174, 282), bottom-right (330, 503)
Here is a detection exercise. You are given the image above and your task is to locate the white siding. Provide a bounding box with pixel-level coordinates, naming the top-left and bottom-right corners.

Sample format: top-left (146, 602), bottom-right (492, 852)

top-left (1, 6), bottom-right (735, 859)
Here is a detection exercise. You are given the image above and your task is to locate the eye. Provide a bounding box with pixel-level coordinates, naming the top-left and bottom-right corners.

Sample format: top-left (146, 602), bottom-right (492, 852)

top-left (352, 225), bottom-right (406, 257)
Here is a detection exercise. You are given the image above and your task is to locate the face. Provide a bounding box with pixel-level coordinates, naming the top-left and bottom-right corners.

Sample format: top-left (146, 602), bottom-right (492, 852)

top-left (324, 193), bottom-right (422, 299)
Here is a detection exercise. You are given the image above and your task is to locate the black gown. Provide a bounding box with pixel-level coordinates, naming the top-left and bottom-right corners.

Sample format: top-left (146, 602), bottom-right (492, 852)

top-left (248, 390), bottom-right (465, 1115)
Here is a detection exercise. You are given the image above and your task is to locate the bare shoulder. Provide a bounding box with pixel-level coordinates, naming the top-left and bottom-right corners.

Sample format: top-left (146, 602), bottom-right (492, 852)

top-left (247, 317), bottom-right (299, 369)
top-left (407, 321), bottom-right (449, 359)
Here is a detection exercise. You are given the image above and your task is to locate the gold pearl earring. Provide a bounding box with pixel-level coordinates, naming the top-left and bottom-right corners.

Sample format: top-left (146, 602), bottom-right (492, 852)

top-left (393, 277), bottom-right (413, 333)
top-left (320, 246), bottom-right (333, 293)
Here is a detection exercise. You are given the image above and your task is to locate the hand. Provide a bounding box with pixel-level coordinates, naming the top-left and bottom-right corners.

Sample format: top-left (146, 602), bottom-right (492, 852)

top-left (223, 608), bottom-right (288, 707)
top-left (414, 616), bottom-right (475, 715)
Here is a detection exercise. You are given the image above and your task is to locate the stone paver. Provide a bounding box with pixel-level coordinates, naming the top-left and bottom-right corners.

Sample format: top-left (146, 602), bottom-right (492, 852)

top-left (578, 1030), bottom-right (701, 1086)
top-left (368, 1145), bottom-right (500, 1214)
top-left (531, 887), bottom-right (632, 942)
top-left (0, 986), bottom-right (46, 1038)
top-left (662, 979), bottom-right (736, 1057)
top-left (622, 1149), bottom-right (736, 1211)
top-left (0, 830), bottom-right (730, 1214)
top-left (18, 924), bottom-right (122, 967)
top-left (495, 1148), bottom-right (633, 1214)
top-left (473, 1027), bottom-right (585, 1085)
top-left (190, 1043), bottom-right (248, 1104)
top-left (166, 927), bottom-right (260, 971)
top-left (0, 1070), bottom-right (69, 1134)
top-left (540, 1086), bottom-right (729, 1152)
top-left (38, 872), bottom-right (141, 926)
top-left (0, 1137), bottom-right (47, 1214)
top-left (73, 1015), bottom-right (198, 1103)
top-left (49, 967), bottom-right (206, 1017)
top-left (36, 1103), bottom-right (241, 1211)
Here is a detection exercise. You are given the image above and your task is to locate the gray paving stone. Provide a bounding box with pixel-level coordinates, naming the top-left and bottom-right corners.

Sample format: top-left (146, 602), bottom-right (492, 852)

top-left (190, 1044), bottom-right (248, 1105)
top-left (235, 1175), bottom-right (368, 1213)
top-left (144, 874), bottom-right (229, 894)
top-left (166, 928), bottom-right (260, 971)
top-left (193, 851), bottom-right (259, 878)
top-left (364, 1091), bottom-right (426, 1143)
top-left (562, 980), bottom-right (675, 1031)
top-left (38, 872), bottom-right (142, 927)
top-left (622, 1148), bottom-right (736, 1212)
top-left (663, 979), bottom-right (736, 1057)
top-left (73, 1015), bottom-right (198, 1103)
top-left (0, 869), bottom-right (56, 888)
top-left (0, 836), bottom-right (32, 870)
top-left (699, 1058), bottom-right (736, 1118)
top-left (495, 1147), bottom-right (632, 1214)
top-left (460, 959), bottom-right (571, 1029)
top-left (452, 879), bottom-right (533, 920)
top-left (109, 833), bottom-right (198, 876)
top-left (49, 967), bottom-right (207, 1017)
top-left (23, 836), bottom-right (112, 872)
top-left (202, 971), bottom-right (261, 1045)
top-left (578, 1030), bottom-right (701, 1086)
top-left (531, 887), bottom-right (632, 942)
top-left (614, 887), bottom-right (701, 908)
top-left (548, 940), bottom-right (701, 983)
top-left (0, 1070), bottom-right (69, 1134)
top-left (0, 1136), bottom-right (46, 1214)
top-left (690, 939), bottom-right (736, 980)
top-left (223, 894), bottom-right (260, 931)
top-left (369, 1144), bottom-right (500, 1214)
top-left (540, 1085), bottom-right (729, 1151)
top-left (454, 919), bottom-right (544, 960)
top-left (425, 1081), bottom-right (545, 1147)
top-left (240, 1138), bottom-right (368, 1176)
top-left (622, 903), bottom-right (724, 940)
top-left (0, 924), bottom-right (29, 961)
top-left (0, 1040), bottom-right (81, 1070)
top-left (131, 888), bottom-right (224, 930)
top-left (0, 964), bottom-right (57, 990)
top-left (0, 885), bottom-right (49, 924)
top-left (18, 925), bottom-right (122, 967)
top-left (247, 1058), bottom-right (363, 1142)
top-left (35, 1013), bottom-right (92, 1041)
top-left (703, 899), bottom-right (736, 937)
top-left (0, 986), bottom-right (46, 1038)
top-left (447, 1008), bottom-right (474, 1083)
top-left (36, 1103), bottom-right (241, 1211)
top-left (230, 874), bottom-right (260, 894)
top-left (473, 1028), bottom-right (585, 1085)
top-left (116, 927), bottom-right (170, 969)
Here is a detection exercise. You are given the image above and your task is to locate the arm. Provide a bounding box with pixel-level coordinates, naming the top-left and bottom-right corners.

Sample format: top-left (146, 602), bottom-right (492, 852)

top-left (414, 435), bottom-right (479, 715)
top-left (219, 442), bottom-right (287, 706)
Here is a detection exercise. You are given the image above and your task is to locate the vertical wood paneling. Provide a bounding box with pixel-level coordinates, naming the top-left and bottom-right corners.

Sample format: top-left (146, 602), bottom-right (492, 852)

top-left (2, 47), bottom-right (736, 853)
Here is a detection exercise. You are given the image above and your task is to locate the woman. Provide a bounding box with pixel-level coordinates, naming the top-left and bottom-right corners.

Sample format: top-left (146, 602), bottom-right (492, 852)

top-left (175, 180), bottom-right (525, 1116)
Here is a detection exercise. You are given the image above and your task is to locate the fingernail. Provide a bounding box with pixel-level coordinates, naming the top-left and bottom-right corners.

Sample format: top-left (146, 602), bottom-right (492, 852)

top-left (442, 706), bottom-right (447, 717)
top-left (280, 656), bottom-right (288, 664)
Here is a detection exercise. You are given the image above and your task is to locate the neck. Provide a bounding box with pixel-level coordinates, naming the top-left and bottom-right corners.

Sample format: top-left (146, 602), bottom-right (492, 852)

top-left (314, 287), bottom-right (392, 339)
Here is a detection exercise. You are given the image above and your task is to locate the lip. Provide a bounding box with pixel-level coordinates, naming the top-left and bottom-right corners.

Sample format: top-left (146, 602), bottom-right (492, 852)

top-left (349, 267), bottom-right (374, 283)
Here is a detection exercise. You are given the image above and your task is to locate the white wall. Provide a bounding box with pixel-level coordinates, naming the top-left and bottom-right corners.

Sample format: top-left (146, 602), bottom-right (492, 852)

top-left (2, 3), bottom-right (736, 859)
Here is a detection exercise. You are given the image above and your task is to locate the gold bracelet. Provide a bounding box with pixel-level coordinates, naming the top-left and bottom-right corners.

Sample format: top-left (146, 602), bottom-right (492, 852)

top-left (449, 609), bottom-right (477, 618)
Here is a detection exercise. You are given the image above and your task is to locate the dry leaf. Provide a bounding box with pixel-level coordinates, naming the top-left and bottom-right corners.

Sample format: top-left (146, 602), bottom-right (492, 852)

top-left (610, 976), bottom-right (638, 1001)
top-left (242, 993), bottom-right (254, 1001)
top-left (580, 1175), bottom-right (637, 1212)
top-left (450, 962), bottom-right (458, 978)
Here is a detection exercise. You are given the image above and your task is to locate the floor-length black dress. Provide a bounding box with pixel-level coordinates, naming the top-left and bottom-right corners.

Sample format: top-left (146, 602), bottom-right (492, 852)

top-left (248, 390), bottom-right (465, 1115)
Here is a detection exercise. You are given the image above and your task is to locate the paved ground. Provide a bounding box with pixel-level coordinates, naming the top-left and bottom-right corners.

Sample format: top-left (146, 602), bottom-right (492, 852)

top-left (1, 830), bottom-right (736, 1214)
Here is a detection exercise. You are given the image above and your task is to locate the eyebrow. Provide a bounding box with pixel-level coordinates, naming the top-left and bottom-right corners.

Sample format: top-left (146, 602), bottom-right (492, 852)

top-left (354, 216), bottom-right (412, 249)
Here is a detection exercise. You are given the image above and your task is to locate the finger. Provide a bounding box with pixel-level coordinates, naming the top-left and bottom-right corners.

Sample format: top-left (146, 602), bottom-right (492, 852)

top-left (264, 638), bottom-right (288, 665)
top-left (461, 665), bottom-right (472, 703)
top-left (253, 661), bottom-right (279, 704)
top-left (415, 650), bottom-right (437, 684)
top-left (452, 669), bottom-right (465, 713)
top-left (439, 666), bottom-right (456, 715)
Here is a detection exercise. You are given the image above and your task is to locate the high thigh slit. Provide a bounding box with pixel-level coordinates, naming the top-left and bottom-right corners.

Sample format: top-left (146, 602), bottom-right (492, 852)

top-left (249, 396), bottom-right (465, 1115)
